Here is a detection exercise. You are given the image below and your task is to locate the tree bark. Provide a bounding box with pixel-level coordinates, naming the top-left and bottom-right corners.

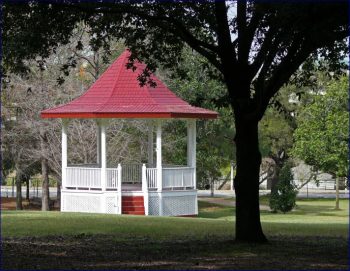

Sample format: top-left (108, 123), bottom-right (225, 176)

top-left (25, 177), bottom-right (30, 200)
top-left (234, 115), bottom-right (267, 243)
top-left (41, 157), bottom-right (50, 211)
top-left (15, 172), bottom-right (23, 210)
top-left (56, 180), bottom-right (61, 208)
top-left (40, 128), bottom-right (50, 211)
top-left (335, 176), bottom-right (340, 210)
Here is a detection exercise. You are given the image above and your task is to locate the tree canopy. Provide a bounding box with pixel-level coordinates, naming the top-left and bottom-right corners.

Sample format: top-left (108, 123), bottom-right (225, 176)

top-left (3, 0), bottom-right (348, 242)
top-left (292, 77), bottom-right (348, 178)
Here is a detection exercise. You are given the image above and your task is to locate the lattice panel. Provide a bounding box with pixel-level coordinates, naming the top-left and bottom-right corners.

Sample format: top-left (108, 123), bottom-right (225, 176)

top-left (148, 196), bottom-right (160, 216)
top-left (162, 195), bottom-right (196, 216)
top-left (63, 194), bottom-right (101, 213)
top-left (106, 196), bottom-right (118, 214)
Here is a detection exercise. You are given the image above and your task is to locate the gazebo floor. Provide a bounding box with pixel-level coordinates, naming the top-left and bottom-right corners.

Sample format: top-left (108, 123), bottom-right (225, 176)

top-left (121, 183), bottom-right (142, 191)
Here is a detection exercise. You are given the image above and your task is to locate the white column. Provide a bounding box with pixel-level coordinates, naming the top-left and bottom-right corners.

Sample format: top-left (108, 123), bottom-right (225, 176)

top-left (192, 120), bottom-right (196, 189)
top-left (156, 120), bottom-right (162, 191)
top-left (187, 120), bottom-right (193, 167)
top-left (142, 164), bottom-right (149, 215)
top-left (117, 163), bottom-right (122, 214)
top-left (148, 122), bottom-right (154, 167)
top-left (100, 119), bottom-right (108, 192)
top-left (96, 120), bottom-right (102, 166)
top-left (156, 120), bottom-right (163, 216)
top-left (61, 119), bottom-right (69, 190)
top-left (187, 119), bottom-right (196, 188)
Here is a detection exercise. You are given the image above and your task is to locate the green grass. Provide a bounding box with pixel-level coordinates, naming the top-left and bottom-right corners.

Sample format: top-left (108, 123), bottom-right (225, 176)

top-left (200, 198), bottom-right (349, 237)
top-left (2, 198), bottom-right (349, 270)
top-left (2, 198), bottom-right (348, 239)
top-left (1, 211), bottom-right (234, 239)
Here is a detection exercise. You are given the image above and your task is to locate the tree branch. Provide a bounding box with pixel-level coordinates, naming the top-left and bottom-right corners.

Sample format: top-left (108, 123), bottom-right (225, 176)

top-left (58, 3), bottom-right (223, 71)
top-left (214, 1), bottom-right (238, 96)
top-left (237, 0), bottom-right (248, 64)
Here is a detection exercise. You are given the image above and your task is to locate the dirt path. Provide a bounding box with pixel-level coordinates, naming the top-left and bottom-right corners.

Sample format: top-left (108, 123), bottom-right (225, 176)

top-left (1, 198), bottom-right (59, 211)
top-left (2, 235), bottom-right (347, 270)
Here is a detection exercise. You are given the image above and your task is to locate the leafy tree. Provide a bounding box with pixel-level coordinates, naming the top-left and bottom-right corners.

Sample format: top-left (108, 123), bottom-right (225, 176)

top-left (259, 106), bottom-right (294, 190)
top-left (161, 49), bottom-right (235, 188)
top-left (292, 77), bottom-right (348, 209)
top-left (3, 1), bottom-right (348, 242)
top-left (269, 162), bottom-right (297, 213)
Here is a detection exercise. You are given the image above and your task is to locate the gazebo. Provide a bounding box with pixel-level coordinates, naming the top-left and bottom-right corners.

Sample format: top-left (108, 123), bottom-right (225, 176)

top-left (41, 50), bottom-right (218, 216)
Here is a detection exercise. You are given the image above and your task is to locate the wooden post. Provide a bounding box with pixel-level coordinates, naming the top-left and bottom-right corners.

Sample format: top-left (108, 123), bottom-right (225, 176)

top-left (61, 119), bottom-right (69, 190)
top-left (148, 122), bottom-right (154, 167)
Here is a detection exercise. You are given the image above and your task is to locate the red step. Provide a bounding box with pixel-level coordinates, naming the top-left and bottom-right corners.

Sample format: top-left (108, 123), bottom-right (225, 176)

top-left (122, 206), bottom-right (145, 212)
top-left (122, 196), bottom-right (145, 215)
top-left (122, 210), bottom-right (145, 215)
top-left (122, 196), bottom-right (144, 202)
top-left (122, 202), bottom-right (144, 207)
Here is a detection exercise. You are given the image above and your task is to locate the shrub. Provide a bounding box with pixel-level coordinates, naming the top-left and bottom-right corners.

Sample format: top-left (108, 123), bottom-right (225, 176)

top-left (269, 162), bottom-right (298, 213)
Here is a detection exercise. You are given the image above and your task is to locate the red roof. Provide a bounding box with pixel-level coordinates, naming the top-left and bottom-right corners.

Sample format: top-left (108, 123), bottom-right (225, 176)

top-left (41, 50), bottom-right (218, 119)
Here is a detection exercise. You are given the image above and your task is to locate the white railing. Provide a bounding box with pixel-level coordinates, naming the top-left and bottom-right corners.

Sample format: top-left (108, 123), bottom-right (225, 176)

top-left (106, 168), bottom-right (119, 189)
top-left (66, 167), bottom-right (101, 188)
top-left (65, 165), bottom-right (195, 191)
top-left (162, 167), bottom-right (195, 189)
top-left (122, 164), bottom-right (142, 184)
top-left (146, 168), bottom-right (158, 189)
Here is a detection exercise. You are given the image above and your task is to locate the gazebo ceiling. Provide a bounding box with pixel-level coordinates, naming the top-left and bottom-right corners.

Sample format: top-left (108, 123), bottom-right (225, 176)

top-left (41, 50), bottom-right (218, 119)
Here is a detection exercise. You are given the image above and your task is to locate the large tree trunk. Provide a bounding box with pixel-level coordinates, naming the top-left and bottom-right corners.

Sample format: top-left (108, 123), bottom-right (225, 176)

top-left (41, 157), bottom-right (50, 211)
top-left (15, 172), bottom-right (23, 210)
top-left (234, 116), bottom-right (267, 243)
top-left (40, 128), bottom-right (50, 211)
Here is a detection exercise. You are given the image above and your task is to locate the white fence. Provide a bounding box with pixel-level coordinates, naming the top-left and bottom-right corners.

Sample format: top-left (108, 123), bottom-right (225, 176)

top-left (65, 165), bottom-right (195, 191)
top-left (66, 167), bottom-right (102, 189)
top-left (106, 168), bottom-right (119, 189)
top-left (146, 168), bottom-right (157, 189)
top-left (163, 167), bottom-right (194, 189)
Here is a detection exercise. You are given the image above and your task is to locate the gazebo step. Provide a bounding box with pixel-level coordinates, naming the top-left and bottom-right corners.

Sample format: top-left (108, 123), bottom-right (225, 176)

top-left (122, 195), bottom-right (145, 215)
top-left (122, 206), bottom-right (145, 212)
top-left (122, 210), bottom-right (145, 215)
top-left (122, 196), bottom-right (144, 203)
top-left (122, 202), bottom-right (144, 208)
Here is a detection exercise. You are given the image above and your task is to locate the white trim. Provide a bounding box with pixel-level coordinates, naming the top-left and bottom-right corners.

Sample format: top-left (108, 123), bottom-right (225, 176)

top-left (148, 190), bottom-right (197, 197)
